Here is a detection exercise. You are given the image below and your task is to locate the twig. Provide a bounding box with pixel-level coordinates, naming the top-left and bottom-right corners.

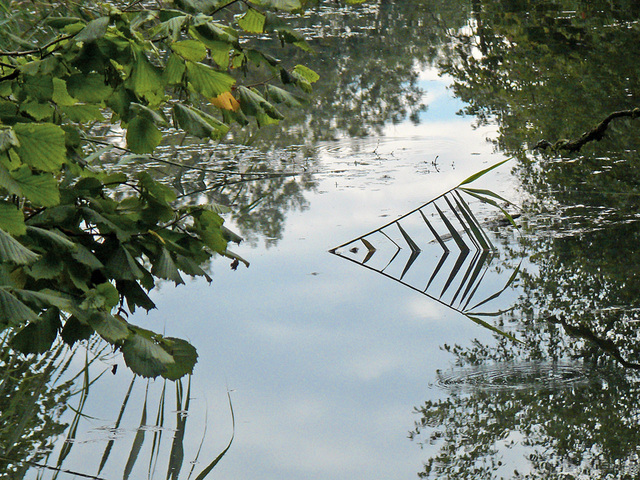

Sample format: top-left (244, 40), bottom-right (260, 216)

top-left (0, 34), bottom-right (73, 57)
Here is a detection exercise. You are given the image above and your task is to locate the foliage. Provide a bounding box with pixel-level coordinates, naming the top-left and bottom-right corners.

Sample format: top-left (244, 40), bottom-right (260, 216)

top-left (0, 335), bottom-right (76, 478)
top-left (0, 0), bottom-right (325, 379)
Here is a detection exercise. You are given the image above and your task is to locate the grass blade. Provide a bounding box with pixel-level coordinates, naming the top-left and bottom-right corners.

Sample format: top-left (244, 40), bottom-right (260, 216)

top-left (397, 223), bottom-right (421, 253)
top-left (193, 391), bottom-right (235, 480)
top-left (123, 382), bottom-right (149, 480)
top-left (460, 190), bottom-right (520, 229)
top-left (361, 237), bottom-right (376, 264)
top-left (400, 250), bottom-right (420, 281)
top-left (97, 376), bottom-right (136, 475)
top-left (457, 157), bottom-right (512, 186)
top-left (450, 249), bottom-right (480, 305)
top-left (424, 249), bottom-right (449, 291)
top-left (458, 249), bottom-right (490, 306)
top-left (459, 187), bottom-right (515, 206)
top-left (439, 248), bottom-right (469, 298)
top-left (420, 210), bottom-right (449, 252)
top-left (453, 192), bottom-right (492, 251)
top-left (434, 203), bottom-right (469, 253)
top-left (444, 194), bottom-right (479, 250)
top-left (55, 351), bottom-right (91, 476)
top-left (465, 314), bottom-right (522, 343)
top-left (468, 261), bottom-right (522, 311)
top-left (167, 377), bottom-right (190, 480)
top-left (149, 380), bottom-right (167, 479)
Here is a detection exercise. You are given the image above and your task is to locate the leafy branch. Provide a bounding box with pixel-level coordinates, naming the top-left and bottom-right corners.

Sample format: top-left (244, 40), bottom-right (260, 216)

top-left (0, 0), bottom-right (319, 380)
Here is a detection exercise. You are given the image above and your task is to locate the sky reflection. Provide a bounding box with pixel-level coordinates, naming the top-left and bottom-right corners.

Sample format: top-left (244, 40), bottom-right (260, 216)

top-left (118, 70), bottom-right (510, 480)
top-left (33, 68), bottom-right (516, 480)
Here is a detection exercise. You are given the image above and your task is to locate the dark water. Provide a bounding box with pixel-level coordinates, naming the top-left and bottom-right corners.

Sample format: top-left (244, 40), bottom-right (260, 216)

top-left (4, 1), bottom-right (640, 479)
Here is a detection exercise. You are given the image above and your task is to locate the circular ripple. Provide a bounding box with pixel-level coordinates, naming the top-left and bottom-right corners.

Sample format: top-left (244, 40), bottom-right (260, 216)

top-left (434, 361), bottom-right (591, 392)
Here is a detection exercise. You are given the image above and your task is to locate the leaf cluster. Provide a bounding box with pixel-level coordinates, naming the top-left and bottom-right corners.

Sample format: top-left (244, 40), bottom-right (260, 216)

top-left (0, 0), bottom-right (320, 379)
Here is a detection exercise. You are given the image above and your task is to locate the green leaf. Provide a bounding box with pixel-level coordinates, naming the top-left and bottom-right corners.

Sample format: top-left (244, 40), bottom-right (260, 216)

top-left (0, 227), bottom-right (38, 264)
top-left (14, 288), bottom-right (74, 311)
top-left (161, 337), bottom-right (198, 380)
top-left (164, 54), bottom-right (187, 84)
top-left (117, 279), bottom-right (156, 312)
top-left (66, 73), bottom-right (114, 103)
top-left (174, 254), bottom-right (212, 282)
top-left (0, 287), bottom-right (39, 327)
top-left (0, 128), bottom-right (20, 153)
top-left (81, 207), bottom-right (131, 241)
top-left (60, 104), bottom-right (105, 122)
top-left (171, 40), bottom-right (207, 62)
top-left (130, 103), bottom-right (168, 126)
top-left (238, 8), bottom-right (266, 33)
top-left (26, 226), bottom-right (76, 250)
top-left (60, 315), bottom-right (94, 345)
top-left (85, 311), bottom-right (129, 343)
top-left (292, 64), bottom-right (319, 83)
top-left (10, 307), bottom-right (61, 354)
top-left (265, 84), bottom-right (305, 107)
top-left (237, 86), bottom-right (284, 121)
top-left (106, 246), bottom-right (145, 281)
top-left (279, 30), bottom-right (313, 52)
top-left (458, 157), bottom-right (512, 186)
top-left (249, 0), bottom-right (302, 11)
top-left (192, 21), bottom-right (238, 44)
top-left (52, 78), bottom-right (78, 106)
top-left (127, 50), bottom-right (164, 104)
top-left (22, 75), bottom-right (54, 102)
top-left (46, 17), bottom-right (84, 29)
top-left (74, 16), bottom-right (110, 43)
top-left (127, 116), bottom-right (163, 154)
top-left (10, 166), bottom-right (60, 206)
top-left (172, 103), bottom-right (229, 140)
top-left (209, 41), bottom-right (233, 69)
top-left (81, 282), bottom-right (120, 311)
top-left (13, 123), bottom-right (67, 172)
top-left (27, 252), bottom-right (63, 280)
top-left (137, 172), bottom-right (177, 204)
top-left (186, 61), bottom-right (235, 98)
top-left (151, 248), bottom-right (184, 285)
top-left (122, 327), bottom-right (175, 378)
top-left (21, 102), bottom-right (54, 121)
top-left (72, 244), bottom-right (104, 269)
top-left (0, 202), bottom-right (26, 236)
top-left (152, 10), bottom-right (189, 42)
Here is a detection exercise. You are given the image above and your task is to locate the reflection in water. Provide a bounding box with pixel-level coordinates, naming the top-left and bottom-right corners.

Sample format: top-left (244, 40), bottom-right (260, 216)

top-left (5, 0), bottom-right (640, 478)
top-left (406, 1), bottom-right (640, 477)
top-left (330, 179), bottom-right (523, 339)
top-left (0, 338), bottom-right (74, 478)
top-left (1, 337), bottom-right (232, 480)
top-left (412, 364), bottom-right (640, 479)
top-left (434, 360), bottom-right (592, 393)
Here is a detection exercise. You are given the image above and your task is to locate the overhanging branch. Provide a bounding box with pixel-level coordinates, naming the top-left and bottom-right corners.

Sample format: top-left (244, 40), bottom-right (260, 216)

top-left (534, 107), bottom-right (640, 153)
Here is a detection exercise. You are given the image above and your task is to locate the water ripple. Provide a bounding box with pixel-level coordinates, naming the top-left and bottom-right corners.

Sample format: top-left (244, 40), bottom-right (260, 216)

top-left (434, 361), bottom-right (592, 393)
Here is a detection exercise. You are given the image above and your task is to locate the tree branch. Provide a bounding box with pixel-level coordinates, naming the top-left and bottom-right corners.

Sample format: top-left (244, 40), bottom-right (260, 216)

top-left (533, 107), bottom-right (640, 153)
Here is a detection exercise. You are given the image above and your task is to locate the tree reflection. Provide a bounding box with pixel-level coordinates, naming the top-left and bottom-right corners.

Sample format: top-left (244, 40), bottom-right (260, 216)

top-left (412, 363), bottom-right (640, 479)
top-left (411, 1), bottom-right (640, 477)
top-left (226, 0), bottom-right (471, 147)
top-left (0, 339), bottom-right (74, 477)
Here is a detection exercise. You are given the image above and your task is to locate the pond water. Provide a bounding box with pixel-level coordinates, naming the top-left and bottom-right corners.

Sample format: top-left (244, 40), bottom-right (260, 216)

top-left (8, 1), bottom-right (640, 479)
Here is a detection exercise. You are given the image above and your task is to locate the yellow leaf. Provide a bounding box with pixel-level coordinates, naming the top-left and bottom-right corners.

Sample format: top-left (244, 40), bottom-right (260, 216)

top-left (210, 91), bottom-right (240, 111)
